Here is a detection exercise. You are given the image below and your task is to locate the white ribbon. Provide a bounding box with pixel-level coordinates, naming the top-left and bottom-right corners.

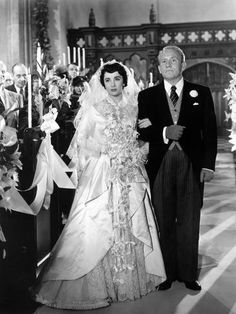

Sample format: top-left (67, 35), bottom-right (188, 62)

top-left (15, 108), bottom-right (76, 215)
top-left (40, 107), bottom-right (60, 134)
top-left (25, 134), bottom-right (76, 215)
top-left (2, 135), bottom-right (76, 216)
top-left (2, 187), bottom-right (35, 215)
top-left (0, 225), bottom-right (6, 242)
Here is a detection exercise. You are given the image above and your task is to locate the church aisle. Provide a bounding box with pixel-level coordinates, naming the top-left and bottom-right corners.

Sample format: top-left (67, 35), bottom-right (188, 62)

top-left (33, 138), bottom-right (236, 314)
top-left (1, 138), bottom-right (236, 314)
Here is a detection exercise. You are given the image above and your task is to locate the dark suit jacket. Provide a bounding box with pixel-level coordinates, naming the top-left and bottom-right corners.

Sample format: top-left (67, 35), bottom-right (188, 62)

top-left (5, 84), bottom-right (17, 94)
top-left (5, 84), bottom-right (39, 138)
top-left (0, 87), bottom-right (23, 127)
top-left (137, 80), bottom-right (217, 185)
top-left (5, 84), bottom-right (28, 103)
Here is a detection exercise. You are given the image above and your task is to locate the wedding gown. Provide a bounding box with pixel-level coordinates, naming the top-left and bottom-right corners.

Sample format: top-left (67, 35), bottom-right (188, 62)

top-left (32, 95), bottom-right (166, 310)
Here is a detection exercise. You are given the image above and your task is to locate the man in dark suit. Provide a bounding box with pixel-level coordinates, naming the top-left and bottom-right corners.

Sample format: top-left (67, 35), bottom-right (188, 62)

top-left (5, 63), bottom-right (27, 95)
top-left (5, 63), bottom-right (39, 138)
top-left (0, 61), bottom-right (23, 127)
top-left (138, 45), bottom-right (217, 291)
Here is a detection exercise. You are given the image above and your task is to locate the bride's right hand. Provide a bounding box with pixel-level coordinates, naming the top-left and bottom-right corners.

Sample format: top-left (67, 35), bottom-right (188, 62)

top-left (138, 118), bottom-right (152, 128)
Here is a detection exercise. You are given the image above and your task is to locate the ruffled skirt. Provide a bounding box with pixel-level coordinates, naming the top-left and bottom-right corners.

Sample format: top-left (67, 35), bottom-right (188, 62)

top-left (33, 235), bottom-right (162, 310)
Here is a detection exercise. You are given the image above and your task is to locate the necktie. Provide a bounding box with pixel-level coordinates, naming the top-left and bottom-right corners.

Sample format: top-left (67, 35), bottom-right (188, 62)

top-left (20, 87), bottom-right (24, 98)
top-left (170, 85), bottom-right (178, 106)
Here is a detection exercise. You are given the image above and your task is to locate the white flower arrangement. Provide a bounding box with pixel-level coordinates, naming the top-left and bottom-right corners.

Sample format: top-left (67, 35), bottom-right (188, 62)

top-left (224, 72), bottom-right (236, 151)
top-left (0, 116), bottom-right (22, 209)
top-left (0, 115), bottom-right (22, 258)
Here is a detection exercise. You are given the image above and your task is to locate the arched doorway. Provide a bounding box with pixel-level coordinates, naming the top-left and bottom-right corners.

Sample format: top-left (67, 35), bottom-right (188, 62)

top-left (184, 62), bottom-right (233, 137)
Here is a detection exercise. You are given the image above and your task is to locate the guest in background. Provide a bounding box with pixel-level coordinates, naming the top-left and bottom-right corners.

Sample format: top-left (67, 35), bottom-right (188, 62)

top-left (3, 72), bottom-right (13, 88)
top-left (5, 63), bottom-right (40, 138)
top-left (138, 45), bottom-right (217, 291)
top-left (53, 64), bottom-right (69, 80)
top-left (70, 75), bottom-right (87, 112)
top-left (67, 63), bottom-right (79, 83)
top-left (0, 61), bottom-right (22, 128)
top-left (5, 63), bottom-right (27, 98)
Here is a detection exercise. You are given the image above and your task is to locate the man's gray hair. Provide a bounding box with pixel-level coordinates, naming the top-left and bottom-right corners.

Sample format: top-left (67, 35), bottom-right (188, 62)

top-left (158, 46), bottom-right (186, 63)
top-left (11, 63), bottom-right (27, 74)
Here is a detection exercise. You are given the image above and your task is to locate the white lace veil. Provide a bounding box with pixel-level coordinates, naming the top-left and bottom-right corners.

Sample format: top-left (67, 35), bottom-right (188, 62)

top-left (74, 59), bottom-right (140, 127)
top-left (67, 60), bottom-right (140, 169)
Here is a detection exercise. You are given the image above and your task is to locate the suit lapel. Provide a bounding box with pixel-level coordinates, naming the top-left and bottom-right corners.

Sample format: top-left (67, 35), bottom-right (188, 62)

top-left (7, 84), bottom-right (17, 94)
top-left (178, 80), bottom-right (192, 125)
top-left (156, 82), bottom-right (173, 124)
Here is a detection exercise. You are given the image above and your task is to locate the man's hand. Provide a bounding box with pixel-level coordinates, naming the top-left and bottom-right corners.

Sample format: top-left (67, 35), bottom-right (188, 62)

top-left (138, 118), bottom-right (152, 128)
top-left (200, 169), bottom-right (214, 182)
top-left (166, 125), bottom-right (185, 141)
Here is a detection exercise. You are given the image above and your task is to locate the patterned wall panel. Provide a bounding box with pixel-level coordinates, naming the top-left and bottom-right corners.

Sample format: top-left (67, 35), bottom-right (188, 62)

top-left (68, 20), bottom-right (236, 72)
top-left (67, 20), bottom-right (236, 136)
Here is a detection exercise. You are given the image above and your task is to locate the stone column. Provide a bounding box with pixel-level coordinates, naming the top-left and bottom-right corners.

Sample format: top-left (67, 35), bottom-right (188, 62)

top-left (5, 0), bottom-right (32, 69)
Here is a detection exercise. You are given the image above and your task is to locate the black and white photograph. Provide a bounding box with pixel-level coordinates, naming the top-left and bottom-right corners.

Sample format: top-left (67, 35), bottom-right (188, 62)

top-left (0, 0), bottom-right (236, 313)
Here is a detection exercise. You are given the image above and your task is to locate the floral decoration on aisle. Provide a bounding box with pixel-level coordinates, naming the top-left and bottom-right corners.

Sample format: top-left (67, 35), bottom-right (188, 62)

top-left (0, 116), bottom-right (22, 209)
top-left (0, 115), bottom-right (22, 258)
top-left (32, 0), bottom-right (53, 68)
top-left (224, 72), bottom-right (236, 151)
top-left (42, 69), bottom-right (71, 107)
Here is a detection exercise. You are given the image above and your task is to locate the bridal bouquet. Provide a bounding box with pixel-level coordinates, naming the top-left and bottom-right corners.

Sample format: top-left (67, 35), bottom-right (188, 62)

top-left (224, 72), bottom-right (236, 151)
top-left (0, 116), bottom-right (22, 210)
top-left (103, 102), bottom-right (145, 184)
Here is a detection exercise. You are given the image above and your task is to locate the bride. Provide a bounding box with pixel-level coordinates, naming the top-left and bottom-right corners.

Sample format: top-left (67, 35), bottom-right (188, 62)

top-left (31, 60), bottom-right (166, 310)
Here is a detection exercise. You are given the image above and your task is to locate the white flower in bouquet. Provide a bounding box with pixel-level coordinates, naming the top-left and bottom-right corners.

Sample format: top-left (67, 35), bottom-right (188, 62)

top-left (48, 80), bottom-right (60, 100)
top-left (1, 126), bottom-right (18, 147)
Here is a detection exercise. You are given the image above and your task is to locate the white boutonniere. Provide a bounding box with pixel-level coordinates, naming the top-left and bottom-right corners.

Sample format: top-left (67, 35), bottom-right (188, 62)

top-left (190, 90), bottom-right (198, 97)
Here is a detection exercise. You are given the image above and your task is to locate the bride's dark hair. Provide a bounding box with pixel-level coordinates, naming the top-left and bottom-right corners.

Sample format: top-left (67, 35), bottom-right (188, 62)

top-left (100, 62), bottom-right (128, 88)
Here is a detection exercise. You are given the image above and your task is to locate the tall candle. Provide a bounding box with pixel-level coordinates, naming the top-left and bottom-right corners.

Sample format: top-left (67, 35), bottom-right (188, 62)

top-left (150, 72), bottom-right (153, 84)
top-left (27, 68), bottom-right (32, 128)
top-left (138, 79), bottom-right (144, 90)
top-left (149, 72), bottom-right (154, 87)
top-left (100, 58), bottom-right (104, 67)
top-left (82, 48), bottom-right (86, 70)
top-left (62, 53), bottom-right (66, 66)
top-left (39, 96), bottom-right (44, 123)
top-left (67, 46), bottom-right (71, 64)
top-left (73, 47), bottom-right (76, 63)
top-left (77, 47), bottom-right (81, 71)
top-left (130, 67), bottom-right (134, 77)
top-left (36, 42), bottom-right (42, 76)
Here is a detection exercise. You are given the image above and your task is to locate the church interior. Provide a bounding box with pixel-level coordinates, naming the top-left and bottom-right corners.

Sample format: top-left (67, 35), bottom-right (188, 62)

top-left (0, 0), bottom-right (236, 313)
